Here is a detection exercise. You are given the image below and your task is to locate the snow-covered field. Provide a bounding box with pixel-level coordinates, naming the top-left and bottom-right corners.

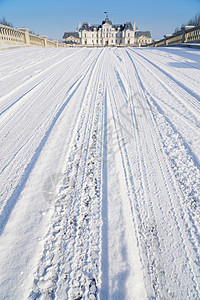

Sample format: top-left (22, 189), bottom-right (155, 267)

top-left (0, 46), bottom-right (200, 299)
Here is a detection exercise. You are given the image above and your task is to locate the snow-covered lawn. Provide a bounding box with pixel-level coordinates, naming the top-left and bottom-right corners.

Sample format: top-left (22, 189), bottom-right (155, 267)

top-left (0, 46), bottom-right (200, 299)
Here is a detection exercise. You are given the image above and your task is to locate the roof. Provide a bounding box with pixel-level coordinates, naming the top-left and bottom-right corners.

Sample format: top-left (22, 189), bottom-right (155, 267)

top-left (135, 31), bottom-right (152, 38)
top-left (102, 15), bottom-right (112, 25)
top-left (124, 22), bottom-right (133, 30)
top-left (79, 18), bottom-right (134, 32)
top-left (63, 32), bottom-right (79, 39)
top-left (112, 24), bottom-right (124, 31)
top-left (80, 23), bottom-right (90, 31)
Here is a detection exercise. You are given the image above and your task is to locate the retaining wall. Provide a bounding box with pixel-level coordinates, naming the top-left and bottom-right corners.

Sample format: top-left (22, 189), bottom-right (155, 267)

top-left (146, 25), bottom-right (200, 47)
top-left (0, 24), bottom-right (65, 47)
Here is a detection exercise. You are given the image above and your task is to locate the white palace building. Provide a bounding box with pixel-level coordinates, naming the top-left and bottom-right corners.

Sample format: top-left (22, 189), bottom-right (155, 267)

top-left (63, 15), bottom-right (152, 47)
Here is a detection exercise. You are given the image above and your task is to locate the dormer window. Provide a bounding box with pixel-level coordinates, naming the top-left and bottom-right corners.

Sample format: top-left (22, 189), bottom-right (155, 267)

top-left (76, 18), bottom-right (151, 46)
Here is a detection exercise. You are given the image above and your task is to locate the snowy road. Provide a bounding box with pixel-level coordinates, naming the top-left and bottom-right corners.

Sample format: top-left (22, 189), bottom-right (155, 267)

top-left (0, 46), bottom-right (200, 299)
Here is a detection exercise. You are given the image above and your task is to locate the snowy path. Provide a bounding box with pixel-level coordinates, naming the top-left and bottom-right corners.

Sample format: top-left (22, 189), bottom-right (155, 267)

top-left (0, 46), bottom-right (200, 299)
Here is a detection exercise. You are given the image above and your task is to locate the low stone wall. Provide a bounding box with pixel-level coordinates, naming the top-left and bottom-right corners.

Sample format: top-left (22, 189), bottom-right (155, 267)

top-left (166, 33), bottom-right (182, 45)
top-left (185, 27), bottom-right (200, 43)
top-left (147, 25), bottom-right (200, 47)
top-left (0, 25), bottom-right (25, 45)
top-left (0, 24), bottom-right (65, 47)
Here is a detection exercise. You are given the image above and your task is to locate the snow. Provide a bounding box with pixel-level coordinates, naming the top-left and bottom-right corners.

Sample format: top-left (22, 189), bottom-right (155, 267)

top-left (167, 43), bottom-right (200, 49)
top-left (0, 46), bottom-right (200, 299)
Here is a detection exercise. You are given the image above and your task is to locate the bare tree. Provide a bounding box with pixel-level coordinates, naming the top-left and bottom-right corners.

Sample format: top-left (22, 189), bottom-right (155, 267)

top-left (187, 13), bottom-right (200, 26)
top-left (0, 17), bottom-right (13, 27)
top-left (174, 13), bottom-right (200, 33)
top-left (174, 27), bottom-right (180, 33)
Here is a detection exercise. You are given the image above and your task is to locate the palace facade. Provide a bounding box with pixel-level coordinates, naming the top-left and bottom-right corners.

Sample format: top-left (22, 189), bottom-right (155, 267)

top-left (62, 15), bottom-right (152, 46)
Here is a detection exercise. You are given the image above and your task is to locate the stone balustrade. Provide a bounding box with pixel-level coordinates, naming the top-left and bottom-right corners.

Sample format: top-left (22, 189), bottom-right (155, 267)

top-left (146, 25), bottom-right (200, 47)
top-left (166, 33), bottom-right (182, 45)
top-left (29, 33), bottom-right (46, 47)
top-left (2, 22), bottom-right (199, 49)
top-left (155, 38), bottom-right (165, 47)
top-left (185, 26), bottom-right (200, 42)
top-left (0, 24), bottom-right (65, 47)
top-left (0, 25), bottom-right (26, 44)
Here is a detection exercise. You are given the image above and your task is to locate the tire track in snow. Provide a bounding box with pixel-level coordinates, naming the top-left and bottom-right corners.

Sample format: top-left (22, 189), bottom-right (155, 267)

top-left (125, 49), bottom-right (200, 195)
top-left (0, 49), bottom-right (98, 133)
top-left (143, 47), bottom-right (200, 68)
top-left (107, 60), bottom-right (162, 298)
top-left (102, 70), bottom-right (147, 298)
top-left (135, 47), bottom-right (200, 78)
top-left (0, 48), bottom-right (73, 81)
top-left (99, 86), bottom-right (108, 299)
top-left (29, 49), bottom-right (105, 299)
top-left (108, 49), bottom-right (164, 297)
top-left (0, 48), bottom-right (85, 111)
top-left (0, 49), bottom-right (96, 148)
top-left (108, 48), bottom-right (200, 297)
top-left (130, 68), bottom-right (200, 280)
top-left (123, 49), bottom-right (200, 297)
top-left (0, 49), bottom-right (101, 216)
top-left (128, 48), bottom-right (200, 115)
top-left (1, 47), bottom-right (200, 299)
top-left (125, 49), bottom-right (200, 166)
top-left (65, 55), bottom-right (105, 299)
top-left (0, 68), bottom-right (87, 236)
top-left (145, 96), bottom-right (200, 291)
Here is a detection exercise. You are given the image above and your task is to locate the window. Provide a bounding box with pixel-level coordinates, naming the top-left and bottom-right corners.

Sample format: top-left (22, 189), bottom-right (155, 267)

top-left (85, 33), bottom-right (86, 37)
top-left (128, 33), bottom-right (130, 37)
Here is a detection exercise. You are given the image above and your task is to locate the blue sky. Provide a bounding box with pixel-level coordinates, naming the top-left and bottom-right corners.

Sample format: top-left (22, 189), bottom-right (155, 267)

top-left (0, 0), bottom-right (199, 41)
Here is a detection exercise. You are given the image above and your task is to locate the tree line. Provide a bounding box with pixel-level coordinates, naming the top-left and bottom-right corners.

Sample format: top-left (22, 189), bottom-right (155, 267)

top-left (174, 13), bottom-right (200, 33)
top-left (0, 17), bottom-right (13, 27)
top-left (0, 17), bottom-right (39, 35)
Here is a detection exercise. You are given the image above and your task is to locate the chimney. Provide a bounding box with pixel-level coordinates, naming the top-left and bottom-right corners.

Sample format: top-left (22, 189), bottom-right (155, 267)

top-left (78, 21), bottom-right (81, 29)
top-left (88, 22), bottom-right (90, 27)
top-left (133, 20), bottom-right (136, 31)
